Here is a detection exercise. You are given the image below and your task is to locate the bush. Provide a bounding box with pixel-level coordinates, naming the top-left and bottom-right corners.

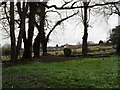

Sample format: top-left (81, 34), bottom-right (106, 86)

top-left (63, 48), bottom-right (72, 57)
top-left (99, 40), bottom-right (104, 45)
top-left (2, 48), bottom-right (11, 56)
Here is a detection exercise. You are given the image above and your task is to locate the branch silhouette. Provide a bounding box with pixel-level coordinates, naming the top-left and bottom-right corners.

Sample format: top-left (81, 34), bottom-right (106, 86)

top-left (40, 1), bottom-right (120, 10)
top-left (47, 11), bottom-right (79, 40)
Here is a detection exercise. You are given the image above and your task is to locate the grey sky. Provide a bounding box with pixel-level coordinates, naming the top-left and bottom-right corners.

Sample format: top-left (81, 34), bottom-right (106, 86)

top-left (47, 14), bottom-right (118, 46)
top-left (46, 0), bottom-right (119, 46)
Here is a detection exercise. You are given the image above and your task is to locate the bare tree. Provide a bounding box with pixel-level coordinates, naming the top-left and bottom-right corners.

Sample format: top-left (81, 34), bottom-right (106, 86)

top-left (33, 1), bottom-right (78, 56)
top-left (16, 2), bottom-right (28, 59)
top-left (34, 3), bottom-right (78, 56)
top-left (81, 1), bottom-right (90, 56)
top-left (40, 0), bottom-right (120, 57)
top-left (10, 2), bottom-right (16, 62)
top-left (23, 2), bottom-right (37, 59)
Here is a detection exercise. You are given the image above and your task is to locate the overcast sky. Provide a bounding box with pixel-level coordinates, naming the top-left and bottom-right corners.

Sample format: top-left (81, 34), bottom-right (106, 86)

top-left (0, 0), bottom-right (119, 47)
top-left (46, 0), bottom-right (119, 46)
top-left (47, 14), bottom-right (118, 46)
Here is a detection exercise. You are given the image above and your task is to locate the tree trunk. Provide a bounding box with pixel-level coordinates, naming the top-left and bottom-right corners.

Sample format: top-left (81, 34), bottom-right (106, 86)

top-left (16, 18), bottom-right (25, 59)
top-left (42, 40), bottom-right (47, 56)
top-left (40, 4), bottom-right (47, 56)
top-left (16, 2), bottom-right (27, 59)
top-left (117, 15), bottom-right (120, 55)
top-left (82, 2), bottom-right (88, 57)
top-left (22, 15), bottom-right (27, 59)
top-left (23, 2), bottom-right (36, 59)
top-left (116, 42), bottom-right (120, 55)
top-left (23, 40), bottom-right (31, 59)
top-left (10, 2), bottom-right (16, 62)
top-left (33, 33), bottom-right (41, 57)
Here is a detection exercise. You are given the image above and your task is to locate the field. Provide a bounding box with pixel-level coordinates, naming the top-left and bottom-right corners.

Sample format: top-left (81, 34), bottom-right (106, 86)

top-left (47, 45), bottom-right (116, 56)
top-left (2, 56), bottom-right (119, 88)
top-left (2, 45), bottom-right (116, 61)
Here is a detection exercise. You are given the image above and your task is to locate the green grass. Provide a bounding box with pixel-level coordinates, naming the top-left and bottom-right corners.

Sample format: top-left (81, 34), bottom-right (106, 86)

top-left (2, 56), bottom-right (119, 88)
top-left (88, 45), bottom-right (115, 51)
top-left (88, 50), bottom-right (115, 55)
top-left (2, 56), bottom-right (10, 61)
top-left (48, 51), bottom-right (64, 55)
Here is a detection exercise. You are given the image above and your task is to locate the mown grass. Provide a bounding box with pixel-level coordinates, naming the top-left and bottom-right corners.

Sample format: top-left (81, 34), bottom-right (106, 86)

top-left (2, 56), bottom-right (119, 88)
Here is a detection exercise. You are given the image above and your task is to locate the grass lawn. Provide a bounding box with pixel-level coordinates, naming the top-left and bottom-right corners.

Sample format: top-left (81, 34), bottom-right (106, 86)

top-left (2, 56), bottom-right (119, 88)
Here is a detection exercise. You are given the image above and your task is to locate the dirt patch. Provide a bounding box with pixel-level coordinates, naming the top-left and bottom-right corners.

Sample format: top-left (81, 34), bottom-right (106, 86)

top-left (39, 55), bottom-right (81, 63)
top-left (2, 54), bottom-right (113, 68)
top-left (2, 56), bottom-right (81, 68)
top-left (87, 54), bottom-right (111, 58)
top-left (38, 54), bottom-right (112, 63)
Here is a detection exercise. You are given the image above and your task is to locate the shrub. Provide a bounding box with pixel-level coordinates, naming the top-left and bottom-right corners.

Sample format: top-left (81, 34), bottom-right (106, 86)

top-left (63, 48), bottom-right (72, 57)
top-left (99, 40), bottom-right (104, 45)
top-left (2, 48), bottom-right (11, 56)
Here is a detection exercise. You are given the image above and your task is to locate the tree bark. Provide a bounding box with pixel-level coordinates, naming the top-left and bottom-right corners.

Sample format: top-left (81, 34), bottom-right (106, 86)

top-left (16, 2), bottom-right (27, 59)
top-left (23, 40), bottom-right (30, 59)
top-left (116, 42), bottom-right (120, 55)
top-left (33, 20), bottom-right (41, 57)
top-left (22, 14), bottom-right (27, 59)
top-left (10, 2), bottom-right (16, 62)
top-left (40, 4), bottom-right (47, 56)
top-left (82, 2), bottom-right (88, 57)
top-left (33, 33), bottom-right (41, 57)
top-left (116, 15), bottom-right (120, 55)
top-left (42, 39), bottom-right (47, 56)
top-left (23, 2), bottom-right (36, 59)
top-left (33, 2), bottom-right (47, 57)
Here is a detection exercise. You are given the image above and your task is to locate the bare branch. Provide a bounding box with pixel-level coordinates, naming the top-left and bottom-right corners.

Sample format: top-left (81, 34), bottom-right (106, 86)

top-left (62, 0), bottom-right (73, 8)
top-left (40, 1), bottom-right (120, 10)
top-left (46, 11), bottom-right (79, 40)
top-left (71, 0), bottom-right (79, 8)
top-left (113, 4), bottom-right (120, 15)
top-left (45, 10), bottom-right (62, 19)
top-left (0, 0), bottom-right (8, 7)
top-left (45, 19), bottom-right (52, 30)
top-left (35, 20), bottom-right (41, 31)
top-left (16, 2), bottom-right (22, 18)
top-left (4, 4), bottom-right (10, 25)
